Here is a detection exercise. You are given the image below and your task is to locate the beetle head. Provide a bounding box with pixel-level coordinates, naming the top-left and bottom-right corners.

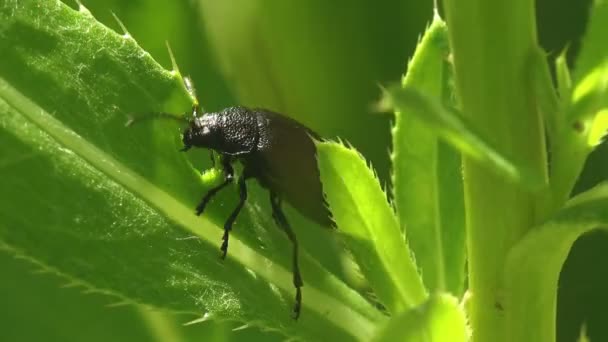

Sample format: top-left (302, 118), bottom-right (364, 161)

top-left (181, 113), bottom-right (222, 151)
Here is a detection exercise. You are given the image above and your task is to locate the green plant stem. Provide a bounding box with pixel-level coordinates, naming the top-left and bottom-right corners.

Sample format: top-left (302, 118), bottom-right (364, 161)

top-left (442, 1), bottom-right (548, 341)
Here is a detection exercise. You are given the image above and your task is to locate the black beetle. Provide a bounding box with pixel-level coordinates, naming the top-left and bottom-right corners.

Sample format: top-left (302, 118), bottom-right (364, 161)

top-left (136, 78), bottom-right (333, 319)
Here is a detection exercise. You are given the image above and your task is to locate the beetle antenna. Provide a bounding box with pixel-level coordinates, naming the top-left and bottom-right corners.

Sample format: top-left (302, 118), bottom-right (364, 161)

top-left (125, 112), bottom-right (189, 127)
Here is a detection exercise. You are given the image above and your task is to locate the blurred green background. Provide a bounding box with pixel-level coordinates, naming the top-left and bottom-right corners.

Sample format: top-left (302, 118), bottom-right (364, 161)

top-left (1, 0), bottom-right (606, 341)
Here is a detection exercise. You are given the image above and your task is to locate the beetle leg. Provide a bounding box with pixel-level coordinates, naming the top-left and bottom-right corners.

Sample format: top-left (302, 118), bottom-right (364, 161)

top-left (209, 150), bottom-right (216, 167)
top-left (195, 156), bottom-right (233, 216)
top-left (220, 175), bottom-right (248, 259)
top-left (269, 191), bottom-right (303, 320)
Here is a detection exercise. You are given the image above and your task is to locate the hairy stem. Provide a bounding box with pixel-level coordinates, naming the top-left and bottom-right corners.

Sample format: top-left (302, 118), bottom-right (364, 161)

top-left (442, 1), bottom-right (548, 341)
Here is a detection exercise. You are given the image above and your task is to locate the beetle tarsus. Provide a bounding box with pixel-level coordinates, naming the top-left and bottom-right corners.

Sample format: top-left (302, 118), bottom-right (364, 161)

top-left (220, 231), bottom-right (228, 259)
top-left (293, 287), bottom-right (302, 320)
top-left (270, 191), bottom-right (303, 319)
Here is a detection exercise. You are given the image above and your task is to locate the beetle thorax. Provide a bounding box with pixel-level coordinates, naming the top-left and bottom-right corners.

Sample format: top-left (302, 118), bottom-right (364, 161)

top-left (217, 107), bottom-right (259, 155)
top-left (183, 108), bottom-right (259, 155)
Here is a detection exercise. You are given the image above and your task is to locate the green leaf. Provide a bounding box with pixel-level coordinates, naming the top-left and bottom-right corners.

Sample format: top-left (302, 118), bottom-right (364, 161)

top-left (572, 0), bottom-right (608, 85)
top-left (504, 183), bottom-right (608, 342)
top-left (577, 324), bottom-right (591, 342)
top-left (527, 46), bottom-right (582, 216)
top-left (587, 109), bottom-right (608, 146)
top-left (0, 253), bottom-right (154, 342)
top-left (529, 46), bottom-right (560, 144)
top-left (0, 1), bottom-right (384, 340)
top-left (535, 0), bottom-right (608, 213)
top-left (382, 86), bottom-right (545, 190)
top-left (391, 15), bottom-right (465, 295)
top-left (570, 63), bottom-right (608, 127)
top-left (316, 141), bottom-right (427, 314)
top-left (372, 294), bottom-right (468, 342)
top-left (0, 252), bottom-right (281, 342)
top-left (569, 0), bottom-right (608, 127)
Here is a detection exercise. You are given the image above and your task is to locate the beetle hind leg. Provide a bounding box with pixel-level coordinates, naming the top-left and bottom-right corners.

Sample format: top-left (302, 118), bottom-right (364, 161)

top-left (269, 191), bottom-right (303, 319)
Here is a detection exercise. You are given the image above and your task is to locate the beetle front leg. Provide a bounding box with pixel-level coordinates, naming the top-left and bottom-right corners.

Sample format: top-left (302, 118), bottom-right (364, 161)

top-left (269, 191), bottom-right (303, 320)
top-left (195, 155), bottom-right (233, 216)
top-left (220, 175), bottom-right (248, 259)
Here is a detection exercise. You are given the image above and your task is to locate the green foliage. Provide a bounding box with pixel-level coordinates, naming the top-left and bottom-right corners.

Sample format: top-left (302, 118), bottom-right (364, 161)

top-left (505, 184), bottom-right (608, 342)
top-left (316, 141), bottom-right (427, 313)
top-left (1, 0), bottom-right (608, 341)
top-left (372, 294), bottom-right (467, 342)
top-left (0, 1), bottom-right (383, 341)
top-left (383, 86), bottom-right (546, 190)
top-left (388, 17), bottom-right (466, 296)
top-left (547, 0), bottom-right (608, 213)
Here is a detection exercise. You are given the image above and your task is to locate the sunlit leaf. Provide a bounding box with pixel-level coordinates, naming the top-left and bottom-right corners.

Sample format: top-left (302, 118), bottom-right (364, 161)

top-left (372, 294), bottom-right (468, 342)
top-left (317, 141), bottom-right (427, 314)
top-left (390, 14), bottom-right (465, 295)
top-left (504, 183), bottom-right (608, 342)
top-left (382, 86), bottom-right (545, 190)
top-left (569, 0), bottom-right (608, 126)
top-left (572, 0), bottom-right (608, 85)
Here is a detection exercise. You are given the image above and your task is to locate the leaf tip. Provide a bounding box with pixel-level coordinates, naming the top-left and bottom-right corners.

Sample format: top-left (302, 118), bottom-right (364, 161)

top-left (165, 40), bottom-right (182, 75)
top-left (371, 83), bottom-right (393, 113)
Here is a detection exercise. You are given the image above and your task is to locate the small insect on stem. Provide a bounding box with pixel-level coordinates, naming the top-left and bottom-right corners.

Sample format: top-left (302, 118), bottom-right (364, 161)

top-left (129, 77), bottom-right (333, 320)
